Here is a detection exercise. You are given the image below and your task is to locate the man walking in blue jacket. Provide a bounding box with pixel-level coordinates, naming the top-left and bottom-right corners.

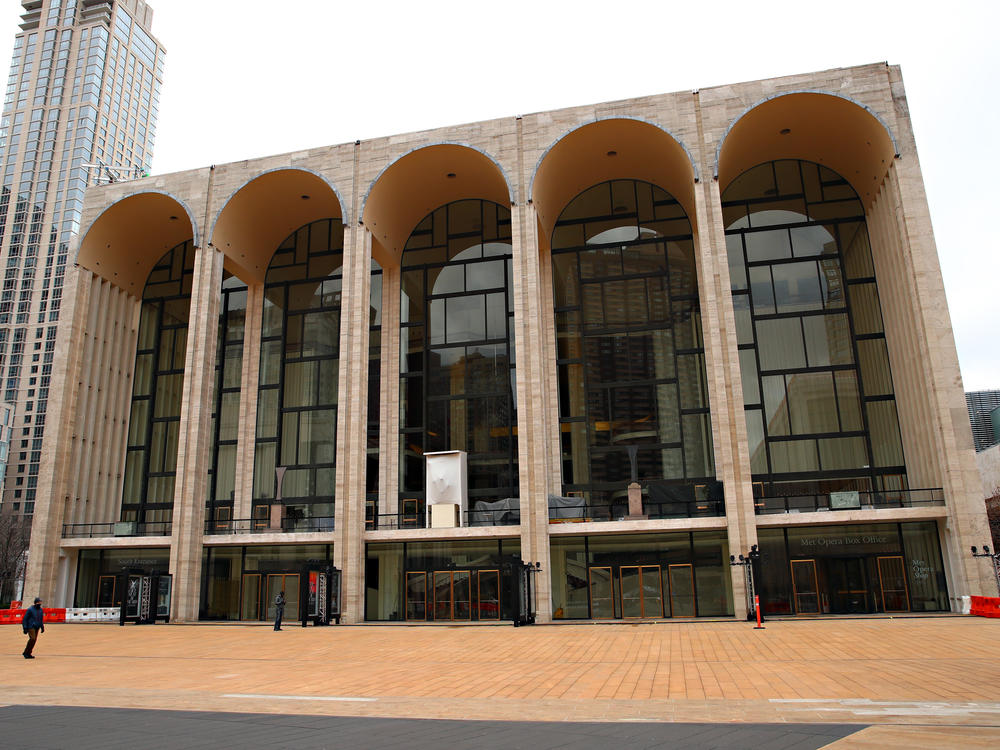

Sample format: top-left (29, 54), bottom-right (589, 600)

top-left (21, 597), bottom-right (44, 659)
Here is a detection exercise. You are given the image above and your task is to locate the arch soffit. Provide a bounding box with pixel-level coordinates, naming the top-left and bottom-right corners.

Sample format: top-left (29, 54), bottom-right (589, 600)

top-left (530, 116), bottom-right (699, 242)
top-left (210, 167), bottom-right (347, 285)
top-left (77, 189), bottom-right (199, 295)
top-left (715, 91), bottom-right (899, 202)
top-left (361, 142), bottom-right (514, 266)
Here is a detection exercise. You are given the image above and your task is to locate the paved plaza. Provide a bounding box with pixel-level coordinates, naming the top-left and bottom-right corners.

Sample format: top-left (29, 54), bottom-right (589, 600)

top-left (1, 617), bottom-right (998, 747)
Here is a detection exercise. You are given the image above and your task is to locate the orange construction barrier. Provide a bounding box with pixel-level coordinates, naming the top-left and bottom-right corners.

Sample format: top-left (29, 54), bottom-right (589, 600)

top-left (0, 607), bottom-right (66, 624)
top-left (970, 596), bottom-right (1000, 618)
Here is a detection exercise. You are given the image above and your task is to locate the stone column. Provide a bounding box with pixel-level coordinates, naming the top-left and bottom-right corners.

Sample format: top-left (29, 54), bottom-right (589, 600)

top-left (511, 203), bottom-right (554, 622)
top-left (24, 267), bottom-right (99, 604)
top-left (869, 161), bottom-right (993, 602)
top-left (693, 170), bottom-right (758, 618)
top-left (333, 224), bottom-right (372, 623)
top-left (232, 281), bottom-right (264, 522)
top-left (169, 243), bottom-right (224, 622)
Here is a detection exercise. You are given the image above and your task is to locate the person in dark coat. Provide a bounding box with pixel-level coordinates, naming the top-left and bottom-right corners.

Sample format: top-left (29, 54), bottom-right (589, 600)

top-left (21, 597), bottom-right (45, 659)
top-left (273, 590), bottom-right (285, 631)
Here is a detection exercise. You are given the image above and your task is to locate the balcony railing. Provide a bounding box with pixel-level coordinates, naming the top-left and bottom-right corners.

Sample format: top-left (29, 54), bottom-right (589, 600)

top-left (204, 516), bottom-right (336, 535)
top-left (548, 498), bottom-right (725, 523)
top-left (62, 521), bottom-right (172, 538)
top-left (369, 507), bottom-right (521, 530)
top-left (754, 488), bottom-right (945, 515)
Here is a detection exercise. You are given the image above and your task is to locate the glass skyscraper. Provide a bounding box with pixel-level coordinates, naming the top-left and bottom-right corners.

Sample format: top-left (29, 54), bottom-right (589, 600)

top-left (0, 0), bottom-right (163, 516)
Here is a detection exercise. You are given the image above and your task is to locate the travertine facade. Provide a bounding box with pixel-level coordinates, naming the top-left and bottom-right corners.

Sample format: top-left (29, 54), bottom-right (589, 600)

top-left (23, 63), bottom-right (993, 623)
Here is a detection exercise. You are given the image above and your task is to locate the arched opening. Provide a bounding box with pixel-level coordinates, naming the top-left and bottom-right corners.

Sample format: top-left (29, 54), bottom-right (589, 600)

top-left (251, 218), bottom-right (344, 529)
top-left (398, 199), bottom-right (518, 515)
top-left (532, 119), bottom-right (697, 248)
top-left (121, 240), bottom-right (195, 528)
top-left (717, 92), bottom-right (897, 204)
top-left (211, 169), bottom-right (345, 283)
top-left (722, 158), bottom-right (907, 502)
top-left (77, 192), bottom-right (196, 292)
top-left (362, 144), bottom-right (512, 266)
top-left (550, 179), bottom-right (718, 518)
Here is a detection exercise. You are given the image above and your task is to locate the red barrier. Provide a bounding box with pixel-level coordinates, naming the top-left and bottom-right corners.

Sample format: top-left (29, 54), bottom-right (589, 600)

top-left (970, 596), bottom-right (1000, 618)
top-left (0, 607), bottom-right (66, 624)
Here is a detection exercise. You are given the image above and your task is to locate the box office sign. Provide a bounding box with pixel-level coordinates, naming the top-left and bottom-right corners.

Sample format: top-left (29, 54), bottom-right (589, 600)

top-left (789, 531), bottom-right (898, 556)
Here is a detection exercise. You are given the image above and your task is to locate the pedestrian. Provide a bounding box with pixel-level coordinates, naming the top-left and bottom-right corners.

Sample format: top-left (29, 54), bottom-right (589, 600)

top-left (21, 597), bottom-right (45, 659)
top-left (273, 590), bottom-right (285, 631)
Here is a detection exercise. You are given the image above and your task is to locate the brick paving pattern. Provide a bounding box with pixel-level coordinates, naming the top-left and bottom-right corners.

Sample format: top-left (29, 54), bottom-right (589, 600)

top-left (2, 617), bottom-right (998, 747)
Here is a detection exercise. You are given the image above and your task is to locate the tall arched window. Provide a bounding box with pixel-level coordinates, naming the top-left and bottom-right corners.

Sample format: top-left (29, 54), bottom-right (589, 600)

top-left (399, 199), bottom-right (518, 512)
top-left (722, 159), bottom-right (906, 499)
top-left (122, 240), bottom-right (194, 527)
top-left (551, 180), bottom-right (717, 517)
top-left (253, 219), bottom-right (343, 527)
top-left (207, 272), bottom-right (247, 528)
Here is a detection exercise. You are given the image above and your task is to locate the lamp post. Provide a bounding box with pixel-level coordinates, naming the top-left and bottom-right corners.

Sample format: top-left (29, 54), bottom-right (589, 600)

top-left (730, 545), bottom-right (763, 628)
top-left (971, 545), bottom-right (1000, 596)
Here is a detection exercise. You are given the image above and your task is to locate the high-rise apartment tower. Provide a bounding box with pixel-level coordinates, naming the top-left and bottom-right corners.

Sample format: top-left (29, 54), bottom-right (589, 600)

top-left (0, 0), bottom-right (163, 517)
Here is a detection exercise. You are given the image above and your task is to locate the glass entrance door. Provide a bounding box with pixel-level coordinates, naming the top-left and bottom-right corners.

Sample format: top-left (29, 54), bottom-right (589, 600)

top-left (877, 556), bottom-right (909, 612)
top-left (432, 570), bottom-right (471, 621)
top-left (667, 564), bottom-right (696, 617)
top-left (98, 576), bottom-right (116, 607)
top-left (829, 558), bottom-right (869, 614)
top-left (589, 566), bottom-right (614, 619)
top-left (266, 574), bottom-right (299, 621)
top-left (790, 559), bottom-right (821, 614)
top-left (478, 570), bottom-right (500, 620)
top-left (406, 572), bottom-right (427, 620)
top-left (620, 566), bottom-right (664, 618)
top-left (241, 574), bottom-right (261, 620)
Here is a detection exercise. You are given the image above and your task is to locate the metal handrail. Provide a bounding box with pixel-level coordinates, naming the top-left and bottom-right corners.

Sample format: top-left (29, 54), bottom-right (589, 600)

top-left (204, 516), bottom-right (336, 535)
top-left (369, 507), bottom-right (521, 530)
top-left (753, 488), bottom-right (945, 515)
top-left (61, 521), bottom-right (172, 538)
top-left (548, 498), bottom-right (725, 522)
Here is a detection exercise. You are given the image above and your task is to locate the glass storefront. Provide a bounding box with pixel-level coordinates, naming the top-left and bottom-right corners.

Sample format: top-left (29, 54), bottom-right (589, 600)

top-left (74, 547), bottom-right (170, 608)
top-left (550, 532), bottom-right (732, 619)
top-left (366, 539), bottom-right (521, 622)
top-left (200, 544), bottom-right (332, 620)
top-left (757, 521), bottom-right (948, 615)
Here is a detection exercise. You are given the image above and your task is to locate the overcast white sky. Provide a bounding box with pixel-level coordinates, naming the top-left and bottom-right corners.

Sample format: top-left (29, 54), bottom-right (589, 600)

top-left (1, 0), bottom-right (998, 389)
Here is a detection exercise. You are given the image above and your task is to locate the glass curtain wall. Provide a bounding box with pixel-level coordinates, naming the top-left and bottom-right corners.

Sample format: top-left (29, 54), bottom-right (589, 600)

top-left (207, 272), bottom-right (247, 529)
top-left (366, 261), bottom-right (382, 525)
top-left (399, 200), bottom-right (518, 511)
top-left (365, 538), bottom-right (521, 621)
top-left (756, 521), bottom-right (947, 615)
top-left (549, 532), bottom-right (732, 619)
top-left (200, 543), bottom-right (332, 620)
top-left (121, 240), bottom-right (194, 526)
top-left (722, 160), bottom-right (907, 500)
top-left (551, 180), bottom-right (717, 518)
top-left (253, 219), bottom-right (343, 528)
